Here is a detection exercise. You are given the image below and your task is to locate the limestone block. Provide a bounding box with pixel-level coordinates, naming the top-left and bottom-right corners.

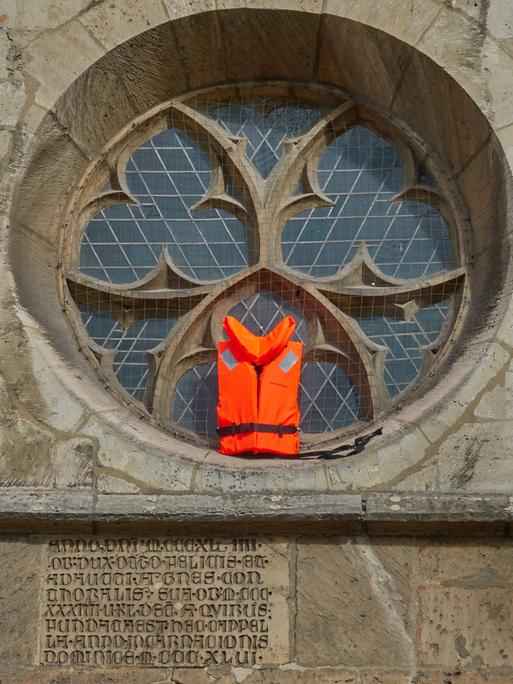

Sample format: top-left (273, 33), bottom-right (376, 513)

top-left (0, 129), bottom-right (13, 174)
top-left (0, 668), bottom-right (169, 682)
top-left (326, 424), bottom-right (429, 491)
top-left (391, 45), bottom-right (491, 177)
top-left (495, 288), bottom-right (513, 346)
top-left (79, 0), bottom-right (169, 51)
top-left (474, 384), bottom-right (513, 420)
top-left (0, 538), bottom-right (40, 670)
top-left (317, 13), bottom-right (413, 108)
top-left (443, 1), bottom-right (513, 53)
top-left (296, 538), bottom-right (415, 667)
top-left (10, 116), bottom-right (89, 243)
top-left (88, 424), bottom-right (195, 492)
top-left (418, 9), bottom-right (513, 128)
top-left (0, 28), bottom-right (10, 81)
top-left (194, 458), bottom-right (327, 493)
top-left (0, 415), bottom-right (54, 488)
top-left (412, 343), bottom-right (510, 444)
top-left (360, 675), bottom-right (413, 684)
top-left (418, 539), bottom-right (513, 587)
top-left (165, 0), bottom-right (324, 21)
top-left (53, 438), bottom-right (94, 488)
top-left (433, 421), bottom-right (513, 492)
top-left (96, 473), bottom-right (141, 494)
top-left (243, 669), bottom-right (359, 683)
top-left (0, 80), bottom-right (25, 127)
top-left (93, 23), bottom-right (189, 115)
top-left (1, 0), bottom-right (89, 32)
top-left (53, 60), bottom-right (139, 158)
top-left (25, 20), bottom-right (104, 111)
top-left (324, 0), bottom-right (440, 47)
top-left (417, 585), bottom-right (513, 667)
top-left (222, 9), bottom-right (321, 83)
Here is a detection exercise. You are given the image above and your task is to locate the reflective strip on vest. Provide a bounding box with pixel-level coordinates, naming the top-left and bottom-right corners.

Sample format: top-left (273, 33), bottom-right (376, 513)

top-left (279, 350), bottom-right (299, 373)
top-left (220, 348), bottom-right (238, 371)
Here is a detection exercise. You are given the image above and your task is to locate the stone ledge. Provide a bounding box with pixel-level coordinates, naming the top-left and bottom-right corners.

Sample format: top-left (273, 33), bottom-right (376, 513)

top-left (0, 490), bottom-right (511, 535)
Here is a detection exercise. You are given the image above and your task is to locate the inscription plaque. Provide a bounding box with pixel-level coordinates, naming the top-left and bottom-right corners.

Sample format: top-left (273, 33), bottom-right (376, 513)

top-left (41, 537), bottom-right (289, 668)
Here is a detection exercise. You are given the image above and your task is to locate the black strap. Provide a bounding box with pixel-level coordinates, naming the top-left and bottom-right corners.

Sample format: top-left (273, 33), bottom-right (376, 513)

top-left (217, 423), bottom-right (298, 437)
top-left (300, 427), bottom-right (383, 460)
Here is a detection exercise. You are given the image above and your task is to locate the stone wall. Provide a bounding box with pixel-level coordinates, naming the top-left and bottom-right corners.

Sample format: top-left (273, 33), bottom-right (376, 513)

top-left (1, 534), bottom-right (513, 682)
top-left (1, 1), bottom-right (513, 681)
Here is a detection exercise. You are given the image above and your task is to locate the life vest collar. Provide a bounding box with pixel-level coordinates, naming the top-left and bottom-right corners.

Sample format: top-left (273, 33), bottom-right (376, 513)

top-left (223, 315), bottom-right (296, 366)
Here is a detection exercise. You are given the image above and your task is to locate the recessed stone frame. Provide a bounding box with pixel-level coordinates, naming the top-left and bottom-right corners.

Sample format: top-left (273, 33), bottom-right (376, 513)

top-left (59, 81), bottom-right (468, 452)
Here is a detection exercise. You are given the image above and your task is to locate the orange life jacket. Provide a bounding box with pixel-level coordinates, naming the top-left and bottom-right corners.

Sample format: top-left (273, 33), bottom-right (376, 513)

top-left (217, 315), bottom-right (303, 456)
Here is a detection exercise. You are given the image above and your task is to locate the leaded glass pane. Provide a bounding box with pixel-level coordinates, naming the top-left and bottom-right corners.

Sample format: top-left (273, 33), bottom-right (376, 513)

top-left (172, 363), bottom-right (218, 438)
top-left (208, 98), bottom-right (323, 177)
top-left (227, 290), bottom-right (308, 342)
top-left (356, 299), bottom-right (451, 396)
top-left (80, 128), bottom-right (249, 284)
top-left (299, 362), bottom-right (362, 432)
top-left (282, 126), bottom-right (455, 278)
top-left (80, 307), bottom-right (177, 401)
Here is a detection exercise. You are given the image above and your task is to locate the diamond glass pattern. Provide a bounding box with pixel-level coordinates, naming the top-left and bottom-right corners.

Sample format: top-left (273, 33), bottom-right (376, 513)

top-left (208, 98), bottom-right (323, 177)
top-left (80, 128), bottom-right (249, 283)
top-left (227, 289), bottom-right (308, 342)
top-left (172, 363), bottom-right (218, 438)
top-left (300, 362), bottom-right (362, 432)
top-left (356, 299), bottom-right (451, 396)
top-left (282, 125), bottom-right (455, 278)
top-left (80, 307), bottom-right (177, 401)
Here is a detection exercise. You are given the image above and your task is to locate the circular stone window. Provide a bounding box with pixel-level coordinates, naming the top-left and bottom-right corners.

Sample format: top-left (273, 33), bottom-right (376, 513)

top-left (59, 82), bottom-right (467, 451)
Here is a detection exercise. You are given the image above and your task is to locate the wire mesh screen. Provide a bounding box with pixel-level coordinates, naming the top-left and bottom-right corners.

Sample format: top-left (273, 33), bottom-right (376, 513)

top-left (67, 85), bottom-right (463, 450)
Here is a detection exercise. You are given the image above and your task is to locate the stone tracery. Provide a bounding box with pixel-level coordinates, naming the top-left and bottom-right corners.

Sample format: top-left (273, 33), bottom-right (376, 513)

top-left (62, 84), bottom-right (465, 450)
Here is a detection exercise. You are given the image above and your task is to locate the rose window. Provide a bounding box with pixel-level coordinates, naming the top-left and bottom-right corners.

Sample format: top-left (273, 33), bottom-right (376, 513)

top-left (62, 84), bottom-right (465, 451)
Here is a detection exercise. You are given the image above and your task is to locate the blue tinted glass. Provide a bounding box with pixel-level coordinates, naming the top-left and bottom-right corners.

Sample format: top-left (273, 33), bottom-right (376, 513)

top-left (299, 361), bottom-right (362, 432)
top-left (80, 307), bottom-right (177, 401)
top-left (227, 290), bottom-right (308, 343)
top-left (208, 99), bottom-right (322, 177)
top-left (172, 363), bottom-right (218, 437)
top-left (283, 125), bottom-right (455, 278)
top-left (80, 128), bottom-right (249, 284)
top-left (356, 299), bottom-right (450, 396)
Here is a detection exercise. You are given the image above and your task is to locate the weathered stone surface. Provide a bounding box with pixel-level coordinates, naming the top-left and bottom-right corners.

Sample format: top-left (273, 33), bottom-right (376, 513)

top-left (79, 0), bottom-right (169, 51)
top-left (419, 539), bottom-right (513, 588)
top-left (53, 438), bottom-right (94, 488)
top-left (25, 19), bottom-right (104, 110)
top-left (0, 80), bottom-right (25, 127)
top-left (324, 0), bottom-right (440, 46)
top-left (296, 538), bottom-right (415, 667)
top-left (418, 541), bottom-right (513, 668)
top-left (52, 60), bottom-right (139, 159)
top-left (91, 425), bottom-right (195, 493)
top-left (0, 538), bottom-right (40, 670)
top-left (194, 459), bottom-right (327, 493)
top-left (41, 536), bottom-right (290, 668)
top-left (0, 668), bottom-right (169, 683)
top-left (408, 343), bottom-right (510, 445)
top-left (418, 7), bottom-right (513, 128)
top-left (360, 675), bottom-right (413, 684)
top-left (417, 586), bottom-right (513, 667)
top-left (326, 424), bottom-right (429, 491)
top-left (243, 669), bottom-right (359, 683)
top-left (2, 0), bottom-right (89, 32)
